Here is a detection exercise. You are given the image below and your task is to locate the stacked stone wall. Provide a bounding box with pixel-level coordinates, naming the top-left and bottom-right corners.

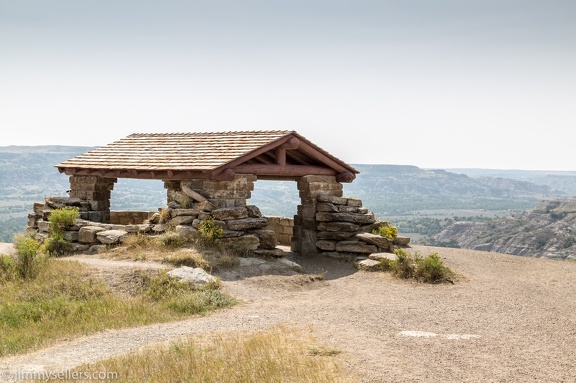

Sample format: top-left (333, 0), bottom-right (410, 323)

top-left (292, 175), bottom-right (343, 255)
top-left (314, 195), bottom-right (410, 260)
top-left (27, 174), bottom-right (283, 257)
top-left (110, 211), bottom-right (156, 225)
top-left (68, 176), bottom-right (116, 222)
top-left (265, 217), bottom-right (294, 246)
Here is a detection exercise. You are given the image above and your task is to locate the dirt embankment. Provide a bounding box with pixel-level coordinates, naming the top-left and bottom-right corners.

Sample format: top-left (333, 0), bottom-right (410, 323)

top-left (1, 245), bottom-right (576, 382)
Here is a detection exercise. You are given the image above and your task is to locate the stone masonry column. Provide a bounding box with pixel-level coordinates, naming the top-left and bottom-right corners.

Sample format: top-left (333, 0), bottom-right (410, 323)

top-left (292, 175), bottom-right (343, 255)
top-left (68, 176), bottom-right (117, 223)
top-left (165, 175), bottom-right (257, 209)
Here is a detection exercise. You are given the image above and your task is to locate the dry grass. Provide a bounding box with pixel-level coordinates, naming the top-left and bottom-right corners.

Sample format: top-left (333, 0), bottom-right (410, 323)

top-left (107, 233), bottom-right (240, 272)
top-left (54, 326), bottom-right (352, 383)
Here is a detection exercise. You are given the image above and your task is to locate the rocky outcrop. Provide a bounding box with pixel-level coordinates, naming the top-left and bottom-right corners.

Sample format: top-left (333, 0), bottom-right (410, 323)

top-left (431, 198), bottom-right (576, 260)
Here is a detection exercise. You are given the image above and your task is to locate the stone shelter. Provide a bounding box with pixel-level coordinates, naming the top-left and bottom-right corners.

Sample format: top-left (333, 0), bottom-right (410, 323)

top-left (27, 131), bottom-right (407, 259)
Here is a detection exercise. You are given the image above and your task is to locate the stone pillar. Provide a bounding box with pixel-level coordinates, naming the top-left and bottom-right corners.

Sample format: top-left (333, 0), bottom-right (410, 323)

top-left (164, 180), bottom-right (182, 207)
top-left (68, 176), bottom-right (116, 223)
top-left (166, 175), bottom-right (256, 209)
top-left (292, 175), bottom-right (343, 255)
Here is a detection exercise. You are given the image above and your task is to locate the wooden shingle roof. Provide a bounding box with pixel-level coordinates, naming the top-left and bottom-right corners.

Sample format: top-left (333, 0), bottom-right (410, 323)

top-left (56, 130), bottom-right (358, 182)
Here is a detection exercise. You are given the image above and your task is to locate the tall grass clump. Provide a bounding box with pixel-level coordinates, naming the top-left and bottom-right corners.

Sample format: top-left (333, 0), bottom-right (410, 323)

top-left (64, 327), bottom-right (351, 383)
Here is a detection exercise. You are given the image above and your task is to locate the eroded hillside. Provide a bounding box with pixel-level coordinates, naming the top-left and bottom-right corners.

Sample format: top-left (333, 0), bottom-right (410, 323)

top-left (431, 198), bottom-right (576, 260)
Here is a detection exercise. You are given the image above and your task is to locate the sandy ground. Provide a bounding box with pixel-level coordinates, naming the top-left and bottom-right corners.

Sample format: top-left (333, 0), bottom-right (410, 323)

top-left (1, 244), bottom-right (576, 382)
top-left (0, 243), bottom-right (15, 256)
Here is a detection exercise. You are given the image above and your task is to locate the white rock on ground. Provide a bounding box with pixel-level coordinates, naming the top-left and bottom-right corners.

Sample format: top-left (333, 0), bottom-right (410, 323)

top-left (167, 266), bottom-right (217, 284)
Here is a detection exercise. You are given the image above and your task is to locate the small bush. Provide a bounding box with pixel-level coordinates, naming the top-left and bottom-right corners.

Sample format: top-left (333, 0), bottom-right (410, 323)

top-left (42, 207), bottom-right (79, 257)
top-left (372, 222), bottom-right (398, 240)
top-left (13, 234), bottom-right (45, 279)
top-left (415, 253), bottom-right (454, 284)
top-left (375, 258), bottom-right (393, 271)
top-left (41, 235), bottom-right (74, 257)
top-left (179, 195), bottom-right (195, 209)
top-left (48, 207), bottom-right (80, 236)
top-left (197, 217), bottom-right (223, 244)
top-left (388, 249), bottom-right (455, 284)
top-left (390, 248), bottom-right (415, 279)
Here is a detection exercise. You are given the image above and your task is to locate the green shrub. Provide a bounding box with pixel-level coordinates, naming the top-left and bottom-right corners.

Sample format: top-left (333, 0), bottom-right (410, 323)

top-left (197, 217), bottom-right (223, 244)
top-left (415, 253), bottom-right (454, 284)
top-left (41, 234), bottom-right (74, 257)
top-left (13, 234), bottom-right (45, 279)
top-left (179, 195), bottom-right (195, 209)
top-left (375, 258), bottom-right (393, 271)
top-left (48, 207), bottom-right (80, 236)
top-left (372, 222), bottom-right (398, 240)
top-left (388, 249), bottom-right (455, 284)
top-left (41, 207), bottom-right (80, 257)
top-left (390, 248), bottom-right (415, 279)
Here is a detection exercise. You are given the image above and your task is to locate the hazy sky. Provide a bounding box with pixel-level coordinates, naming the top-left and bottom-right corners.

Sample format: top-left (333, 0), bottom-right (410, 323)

top-left (1, 0), bottom-right (575, 170)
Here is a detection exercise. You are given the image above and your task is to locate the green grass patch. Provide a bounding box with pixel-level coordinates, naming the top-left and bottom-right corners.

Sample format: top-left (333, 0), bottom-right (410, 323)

top-left (0, 260), bottom-right (236, 357)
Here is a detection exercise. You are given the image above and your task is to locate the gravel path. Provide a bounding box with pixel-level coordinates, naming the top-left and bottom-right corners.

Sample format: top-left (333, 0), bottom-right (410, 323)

top-left (2, 245), bottom-right (576, 382)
